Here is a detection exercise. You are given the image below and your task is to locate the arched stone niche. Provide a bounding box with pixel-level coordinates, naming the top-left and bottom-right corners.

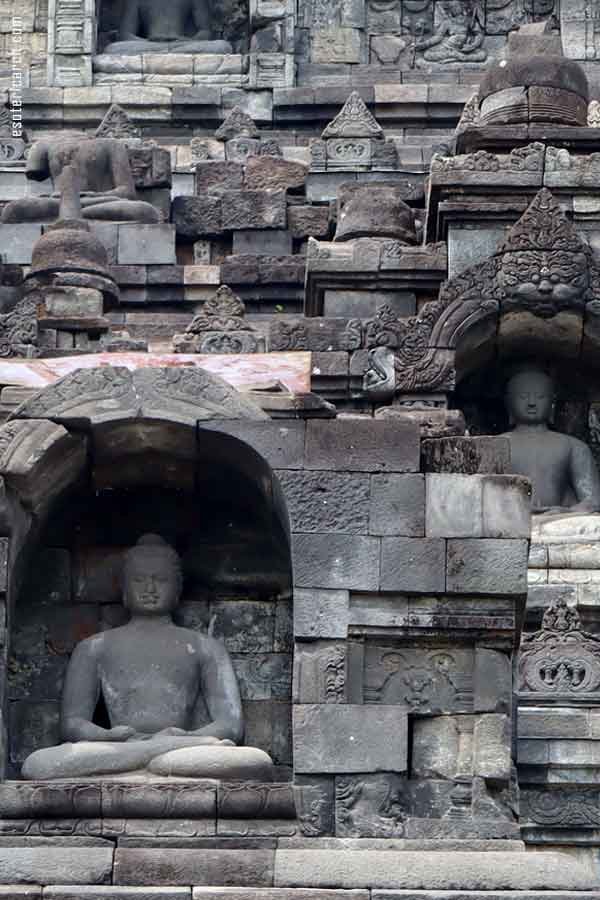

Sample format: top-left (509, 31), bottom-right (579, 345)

top-left (364, 188), bottom-right (600, 403)
top-left (0, 365), bottom-right (296, 778)
top-left (97, 0), bottom-right (250, 53)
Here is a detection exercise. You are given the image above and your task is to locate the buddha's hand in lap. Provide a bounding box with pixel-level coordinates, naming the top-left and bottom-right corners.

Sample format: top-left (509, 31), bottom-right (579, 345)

top-left (105, 725), bottom-right (138, 741)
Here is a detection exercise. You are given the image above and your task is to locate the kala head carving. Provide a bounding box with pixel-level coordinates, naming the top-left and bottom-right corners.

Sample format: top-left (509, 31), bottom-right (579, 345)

top-left (498, 189), bottom-right (590, 316)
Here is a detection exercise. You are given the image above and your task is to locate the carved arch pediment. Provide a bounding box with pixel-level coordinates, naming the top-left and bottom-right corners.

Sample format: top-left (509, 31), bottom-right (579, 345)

top-left (365, 189), bottom-right (600, 396)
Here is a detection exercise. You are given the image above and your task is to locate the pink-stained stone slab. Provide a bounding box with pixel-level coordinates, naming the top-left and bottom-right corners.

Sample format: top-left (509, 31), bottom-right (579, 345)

top-left (0, 352), bottom-right (312, 394)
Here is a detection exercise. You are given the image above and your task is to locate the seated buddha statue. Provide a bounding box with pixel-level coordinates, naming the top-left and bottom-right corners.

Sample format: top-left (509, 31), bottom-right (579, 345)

top-left (1, 138), bottom-right (160, 225)
top-left (22, 535), bottom-right (274, 780)
top-left (102, 0), bottom-right (232, 55)
top-left (501, 367), bottom-right (600, 516)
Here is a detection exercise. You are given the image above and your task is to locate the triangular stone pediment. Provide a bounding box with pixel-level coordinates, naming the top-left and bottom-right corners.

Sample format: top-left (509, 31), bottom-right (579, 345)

top-left (215, 106), bottom-right (259, 142)
top-left (95, 104), bottom-right (141, 140)
top-left (321, 92), bottom-right (384, 140)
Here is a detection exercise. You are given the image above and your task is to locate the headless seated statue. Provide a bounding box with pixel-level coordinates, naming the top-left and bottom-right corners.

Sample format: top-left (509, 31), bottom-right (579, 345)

top-left (501, 367), bottom-right (600, 516)
top-left (103, 0), bottom-right (232, 55)
top-left (22, 535), bottom-right (274, 780)
top-left (1, 138), bottom-right (159, 225)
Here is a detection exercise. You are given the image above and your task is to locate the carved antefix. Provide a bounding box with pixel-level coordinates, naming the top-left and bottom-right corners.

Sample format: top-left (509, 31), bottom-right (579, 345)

top-left (363, 187), bottom-right (600, 400)
top-left (519, 598), bottom-right (600, 701)
top-left (173, 285), bottom-right (264, 355)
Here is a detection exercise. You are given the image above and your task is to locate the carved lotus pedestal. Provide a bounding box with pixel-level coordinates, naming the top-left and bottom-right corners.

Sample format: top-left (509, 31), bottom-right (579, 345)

top-left (0, 775), bottom-right (297, 837)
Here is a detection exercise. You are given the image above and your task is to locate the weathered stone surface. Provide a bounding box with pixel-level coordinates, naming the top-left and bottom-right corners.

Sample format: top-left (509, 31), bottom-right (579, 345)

top-left (0, 888), bottom-right (41, 898)
top-left (446, 540), bottom-right (528, 595)
top-left (421, 437), bottom-right (511, 475)
top-left (277, 471), bottom-right (369, 533)
top-left (380, 539), bottom-right (446, 593)
top-left (0, 421), bottom-right (87, 515)
top-left (117, 225), bottom-right (176, 265)
top-left (294, 589), bottom-right (349, 640)
top-left (233, 231), bottom-right (292, 256)
top-left (199, 420), bottom-right (306, 471)
top-left (0, 846), bottom-right (113, 885)
top-left (413, 716), bottom-right (473, 781)
top-left (294, 776), bottom-right (335, 837)
top-left (114, 849), bottom-right (275, 886)
top-left (172, 196), bottom-right (223, 238)
top-left (369, 475), bottom-right (425, 536)
top-left (221, 191), bottom-right (287, 230)
top-left (293, 642), bottom-right (346, 704)
top-left (305, 419), bottom-right (419, 473)
top-left (335, 774), bottom-right (407, 839)
top-left (426, 474), bottom-right (483, 539)
top-left (45, 890), bottom-right (190, 899)
top-left (473, 714), bottom-right (511, 782)
top-left (288, 206), bottom-right (330, 239)
top-left (426, 475), bottom-right (530, 540)
top-left (335, 183), bottom-right (416, 243)
top-left (474, 649), bottom-right (511, 714)
top-left (195, 162), bottom-right (244, 195)
top-left (293, 705), bottom-right (408, 774)
top-left (217, 782), bottom-right (295, 819)
top-left (193, 891), bottom-right (368, 900)
top-left (292, 535), bottom-right (380, 591)
top-left (244, 157), bottom-right (308, 193)
top-left (273, 849), bottom-right (597, 889)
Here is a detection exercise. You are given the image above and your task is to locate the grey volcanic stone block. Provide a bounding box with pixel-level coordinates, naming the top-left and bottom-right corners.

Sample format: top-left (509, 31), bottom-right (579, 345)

top-left (380, 538), bottom-right (445, 592)
top-left (0, 889), bottom-right (41, 898)
top-left (195, 161), bottom-right (244, 194)
top-left (244, 157), bottom-right (308, 192)
top-left (293, 705), bottom-right (408, 774)
top-left (473, 714), bottom-right (511, 781)
top-left (421, 437), bottom-right (511, 474)
top-left (0, 846), bottom-right (113, 884)
top-left (294, 588), bottom-right (349, 639)
top-left (273, 849), bottom-right (598, 890)
top-left (45, 890), bottom-right (191, 899)
top-left (233, 230), bottom-right (292, 256)
top-left (474, 649), bottom-right (511, 714)
top-left (201, 421), bottom-right (306, 470)
top-left (114, 849), bottom-right (275, 886)
top-left (305, 419), bottom-right (419, 473)
top-left (446, 539), bottom-right (528, 595)
top-left (292, 534), bottom-right (380, 591)
top-left (278, 471), bottom-right (369, 533)
top-left (0, 224), bottom-right (42, 264)
top-left (172, 196), bottom-right (223, 237)
top-left (288, 206), bottom-right (330, 239)
top-left (369, 475), bottom-right (425, 536)
top-left (221, 191), bottom-right (287, 230)
top-left (426, 475), bottom-right (483, 538)
top-left (193, 892), bottom-right (368, 900)
top-left (117, 225), bottom-right (176, 265)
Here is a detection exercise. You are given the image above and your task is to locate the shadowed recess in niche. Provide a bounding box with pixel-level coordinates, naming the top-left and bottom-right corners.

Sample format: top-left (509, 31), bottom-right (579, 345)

top-left (8, 441), bottom-right (293, 778)
top-left (97, 0), bottom-right (250, 52)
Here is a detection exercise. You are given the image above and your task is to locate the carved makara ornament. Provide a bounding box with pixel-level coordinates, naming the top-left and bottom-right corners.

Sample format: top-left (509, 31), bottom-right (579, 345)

top-left (519, 598), bottom-right (600, 696)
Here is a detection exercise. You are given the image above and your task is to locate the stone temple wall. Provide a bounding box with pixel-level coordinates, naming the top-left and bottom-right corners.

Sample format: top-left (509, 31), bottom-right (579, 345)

top-left (0, 0), bottom-right (599, 893)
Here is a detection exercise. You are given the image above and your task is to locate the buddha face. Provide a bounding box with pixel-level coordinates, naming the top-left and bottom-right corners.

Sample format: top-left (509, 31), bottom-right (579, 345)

top-left (505, 369), bottom-right (554, 426)
top-left (123, 551), bottom-right (181, 616)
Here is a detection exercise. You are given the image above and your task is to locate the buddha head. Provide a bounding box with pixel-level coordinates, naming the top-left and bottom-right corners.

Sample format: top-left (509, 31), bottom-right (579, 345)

top-left (122, 534), bottom-right (183, 616)
top-left (505, 367), bottom-right (554, 427)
